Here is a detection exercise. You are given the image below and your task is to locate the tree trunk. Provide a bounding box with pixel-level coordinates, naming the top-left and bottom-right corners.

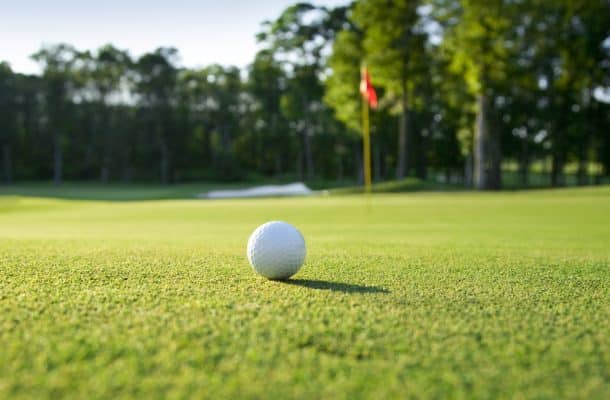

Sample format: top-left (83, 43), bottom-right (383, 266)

top-left (100, 156), bottom-right (110, 183)
top-left (519, 139), bottom-right (529, 187)
top-left (100, 128), bottom-right (110, 183)
top-left (2, 144), bottom-right (11, 184)
top-left (489, 114), bottom-right (502, 190)
top-left (464, 153), bottom-right (473, 188)
top-left (551, 153), bottom-right (564, 187)
top-left (396, 115), bottom-right (406, 179)
top-left (395, 89), bottom-right (409, 179)
top-left (271, 114), bottom-right (280, 177)
top-left (577, 148), bottom-right (588, 186)
top-left (296, 148), bottom-right (303, 181)
top-left (381, 147), bottom-right (387, 179)
top-left (474, 93), bottom-right (500, 190)
top-left (336, 153), bottom-right (343, 182)
top-left (220, 123), bottom-right (236, 179)
top-left (122, 166), bottom-right (133, 183)
top-left (302, 130), bottom-right (314, 180)
top-left (374, 140), bottom-right (381, 182)
top-left (121, 147), bottom-right (132, 183)
top-left (355, 142), bottom-right (363, 184)
top-left (473, 94), bottom-right (487, 190)
top-left (203, 123), bottom-right (212, 169)
top-left (222, 124), bottom-right (232, 160)
top-left (53, 134), bottom-right (62, 186)
top-left (274, 154), bottom-right (282, 178)
top-left (160, 138), bottom-right (170, 185)
top-left (99, 102), bottom-right (110, 183)
top-left (416, 131), bottom-right (427, 180)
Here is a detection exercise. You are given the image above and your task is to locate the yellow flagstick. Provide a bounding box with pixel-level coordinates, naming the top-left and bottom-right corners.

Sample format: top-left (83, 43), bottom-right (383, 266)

top-left (362, 92), bottom-right (372, 194)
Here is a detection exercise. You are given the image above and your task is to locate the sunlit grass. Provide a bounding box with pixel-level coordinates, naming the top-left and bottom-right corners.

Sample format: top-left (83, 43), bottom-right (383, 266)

top-left (1, 187), bottom-right (609, 398)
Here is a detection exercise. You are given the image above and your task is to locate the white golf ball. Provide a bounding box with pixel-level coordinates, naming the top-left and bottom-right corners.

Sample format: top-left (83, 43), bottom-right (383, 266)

top-left (247, 221), bottom-right (306, 280)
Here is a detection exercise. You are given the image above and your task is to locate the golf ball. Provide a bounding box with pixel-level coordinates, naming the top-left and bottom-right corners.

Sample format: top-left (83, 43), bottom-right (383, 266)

top-left (247, 221), bottom-right (306, 280)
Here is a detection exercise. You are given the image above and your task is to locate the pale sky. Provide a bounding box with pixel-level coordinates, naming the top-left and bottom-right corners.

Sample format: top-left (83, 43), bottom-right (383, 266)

top-left (0, 0), bottom-right (348, 74)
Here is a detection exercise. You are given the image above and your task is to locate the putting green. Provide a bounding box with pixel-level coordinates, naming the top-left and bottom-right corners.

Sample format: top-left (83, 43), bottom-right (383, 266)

top-left (1, 187), bottom-right (609, 398)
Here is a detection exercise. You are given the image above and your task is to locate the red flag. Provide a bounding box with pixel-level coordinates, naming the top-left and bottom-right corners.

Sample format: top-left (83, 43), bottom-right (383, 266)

top-left (360, 67), bottom-right (378, 108)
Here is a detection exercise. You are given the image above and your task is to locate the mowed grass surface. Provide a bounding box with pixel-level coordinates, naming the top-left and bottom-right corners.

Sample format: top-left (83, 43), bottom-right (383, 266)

top-left (1, 187), bottom-right (609, 399)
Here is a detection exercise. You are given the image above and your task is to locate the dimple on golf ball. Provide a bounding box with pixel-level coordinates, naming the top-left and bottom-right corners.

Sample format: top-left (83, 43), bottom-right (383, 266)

top-left (247, 221), bottom-right (306, 280)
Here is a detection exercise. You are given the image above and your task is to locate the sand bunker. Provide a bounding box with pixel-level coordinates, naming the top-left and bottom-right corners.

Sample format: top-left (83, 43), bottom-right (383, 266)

top-left (201, 182), bottom-right (313, 199)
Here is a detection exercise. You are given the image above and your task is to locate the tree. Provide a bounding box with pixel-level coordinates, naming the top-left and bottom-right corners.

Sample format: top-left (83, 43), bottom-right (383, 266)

top-left (325, 22), bottom-right (363, 135)
top-left (512, 0), bottom-right (609, 186)
top-left (439, 0), bottom-right (521, 189)
top-left (353, 0), bottom-right (428, 179)
top-left (258, 2), bottom-right (349, 180)
top-left (134, 48), bottom-right (179, 184)
top-left (324, 25), bottom-right (367, 181)
top-left (0, 62), bottom-right (16, 183)
top-left (1, 1), bottom-right (607, 187)
top-left (31, 44), bottom-right (80, 185)
top-left (245, 49), bottom-right (288, 176)
top-left (85, 45), bottom-right (132, 182)
top-left (205, 65), bottom-right (243, 178)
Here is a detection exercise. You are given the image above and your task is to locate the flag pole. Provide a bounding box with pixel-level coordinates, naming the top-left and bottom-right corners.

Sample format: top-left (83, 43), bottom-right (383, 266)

top-left (362, 92), bottom-right (372, 194)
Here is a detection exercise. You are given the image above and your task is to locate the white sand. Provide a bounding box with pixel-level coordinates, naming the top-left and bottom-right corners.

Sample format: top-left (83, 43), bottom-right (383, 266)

top-left (200, 182), bottom-right (313, 199)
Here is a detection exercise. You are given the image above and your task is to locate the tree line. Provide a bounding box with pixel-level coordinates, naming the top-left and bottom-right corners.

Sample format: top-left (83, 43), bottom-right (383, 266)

top-left (0, 0), bottom-right (608, 189)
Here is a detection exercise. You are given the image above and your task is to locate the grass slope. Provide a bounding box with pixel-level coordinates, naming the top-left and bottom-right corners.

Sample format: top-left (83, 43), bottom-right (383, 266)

top-left (1, 187), bottom-right (609, 399)
top-left (0, 182), bottom-right (239, 201)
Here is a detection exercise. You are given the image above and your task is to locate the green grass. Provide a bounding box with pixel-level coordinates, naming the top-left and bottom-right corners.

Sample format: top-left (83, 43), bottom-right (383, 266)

top-left (1, 186), bottom-right (609, 399)
top-left (0, 182), bottom-right (244, 201)
top-left (327, 177), bottom-right (465, 194)
top-left (0, 180), bottom-right (356, 200)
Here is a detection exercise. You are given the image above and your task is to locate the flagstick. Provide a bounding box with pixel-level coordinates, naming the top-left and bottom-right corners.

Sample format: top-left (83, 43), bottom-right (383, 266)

top-left (362, 95), bottom-right (372, 194)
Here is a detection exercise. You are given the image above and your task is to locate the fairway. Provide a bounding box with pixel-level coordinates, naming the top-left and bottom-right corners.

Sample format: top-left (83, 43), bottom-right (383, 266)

top-left (1, 187), bottom-right (609, 399)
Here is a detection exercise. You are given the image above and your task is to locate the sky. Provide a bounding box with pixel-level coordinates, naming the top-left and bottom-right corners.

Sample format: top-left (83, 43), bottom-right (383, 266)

top-left (0, 0), bottom-right (348, 75)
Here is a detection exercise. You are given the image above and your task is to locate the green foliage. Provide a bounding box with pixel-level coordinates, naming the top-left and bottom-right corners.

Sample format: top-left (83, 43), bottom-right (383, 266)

top-left (0, 63), bottom-right (16, 140)
top-left (439, 0), bottom-right (515, 94)
top-left (256, 3), bottom-right (353, 180)
top-left (1, 187), bottom-right (609, 398)
top-left (30, 44), bottom-right (80, 128)
top-left (135, 47), bottom-right (179, 107)
top-left (324, 29), bottom-right (363, 133)
top-left (353, 0), bottom-right (426, 100)
top-left (0, 1), bottom-right (608, 186)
